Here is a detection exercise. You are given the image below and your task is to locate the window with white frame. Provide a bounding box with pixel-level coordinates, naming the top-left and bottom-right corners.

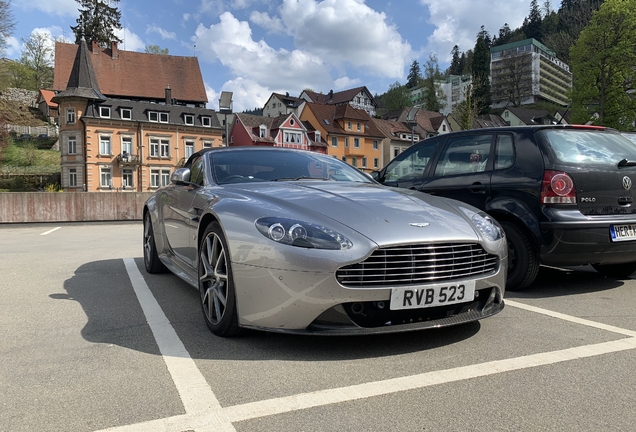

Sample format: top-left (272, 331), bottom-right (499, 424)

top-left (374, 158), bottom-right (379, 168)
top-left (121, 136), bottom-right (133, 156)
top-left (284, 131), bottom-right (302, 144)
top-left (362, 157), bottom-right (367, 168)
top-left (331, 136), bottom-right (338, 147)
top-left (150, 139), bottom-right (160, 157)
top-left (150, 169), bottom-right (160, 187)
top-left (99, 135), bottom-right (111, 155)
top-left (184, 114), bottom-right (194, 125)
top-left (347, 121), bottom-right (352, 130)
top-left (354, 138), bottom-right (360, 148)
top-left (315, 131), bottom-right (320, 142)
top-left (148, 111), bottom-right (159, 122)
top-left (120, 108), bottom-right (132, 120)
top-left (373, 140), bottom-right (378, 150)
top-left (122, 169), bottom-right (133, 188)
top-left (160, 140), bottom-right (170, 157)
top-left (185, 140), bottom-right (195, 158)
top-left (260, 125), bottom-right (267, 138)
top-left (68, 135), bottom-right (77, 154)
top-left (99, 106), bottom-right (111, 118)
top-left (66, 108), bottom-right (76, 125)
top-left (100, 166), bottom-right (112, 188)
top-left (203, 141), bottom-right (213, 148)
top-left (159, 112), bottom-right (169, 123)
top-left (69, 168), bottom-right (77, 187)
top-left (357, 122), bottom-right (361, 131)
top-left (161, 169), bottom-right (171, 186)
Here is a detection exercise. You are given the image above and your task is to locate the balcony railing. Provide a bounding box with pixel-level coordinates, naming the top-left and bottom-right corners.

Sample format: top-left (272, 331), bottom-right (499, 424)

top-left (116, 153), bottom-right (141, 165)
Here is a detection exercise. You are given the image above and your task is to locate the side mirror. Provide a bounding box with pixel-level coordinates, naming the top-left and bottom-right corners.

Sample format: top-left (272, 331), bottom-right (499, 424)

top-left (171, 168), bottom-right (191, 184)
top-left (368, 170), bottom-right (381, 182)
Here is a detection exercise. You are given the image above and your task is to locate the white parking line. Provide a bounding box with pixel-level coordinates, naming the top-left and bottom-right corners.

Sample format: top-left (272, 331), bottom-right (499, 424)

top-left (40, 226), bottom-right (61, 236)
top-left (109, 262), bottom-right (636, 432)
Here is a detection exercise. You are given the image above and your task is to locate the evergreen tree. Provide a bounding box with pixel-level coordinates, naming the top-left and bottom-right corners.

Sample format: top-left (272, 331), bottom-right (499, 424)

top-left (382, 82), bottom-right (411, 113)
top-left (449, 45), bottom-right (462, 75)
top-left (493, 23), bottom-right (513, 47)
top-left (570, 0), bottom-right (636, 129)
top-left (406, 60), bottom-right (421, 88)
top-left (523, 0), bottom-right (544, 40)
top-left (470, 26), bottom-right (491, 115)
top-left (71, 0), bottom-right (122, 47)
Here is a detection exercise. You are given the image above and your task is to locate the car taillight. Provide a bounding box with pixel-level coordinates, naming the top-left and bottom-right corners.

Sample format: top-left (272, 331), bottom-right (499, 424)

top-left (541, 171), bottom-right (576, 204)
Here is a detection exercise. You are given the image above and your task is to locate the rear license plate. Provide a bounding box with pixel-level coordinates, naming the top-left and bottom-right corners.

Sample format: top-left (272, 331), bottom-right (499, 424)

top-left (390, 281), bottom-right (475, 310)
top-left (610, 224), bottom-right (636, 242)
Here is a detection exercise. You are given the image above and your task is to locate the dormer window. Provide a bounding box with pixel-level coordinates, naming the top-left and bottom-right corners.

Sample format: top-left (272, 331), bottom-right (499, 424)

top-left (99, 106), bottom-right (111, 118)
top-left (315, 131), bottom-right (321, 142)
top-left (259, 125), bottom-right (267, 138)
top-left (120, 108), bottom-right (132, 120)
top-left (148, 111), bottom-right (159, 122)
top-left (184, 114), bottom-right (194, 125)
top-left (201, 116), bottom-right (211, 127)
top-left (159, 112), bottom-right (169, 123)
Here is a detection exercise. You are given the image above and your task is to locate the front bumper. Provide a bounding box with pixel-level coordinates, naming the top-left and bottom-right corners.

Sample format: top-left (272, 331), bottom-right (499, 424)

top-left (232, 262), bottom-right (506, 334)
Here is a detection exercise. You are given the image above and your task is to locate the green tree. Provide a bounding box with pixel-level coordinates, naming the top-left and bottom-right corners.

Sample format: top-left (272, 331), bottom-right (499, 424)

top-left (449, 45), bottom-right (462, 75)
top-left (71, 0), bottom-right (122, 47)
top-left (570, 0), bottom-right (636, 129)
top-left (406, 60), bottom-right (421, 89)
top-left (0, 0), bottom-right (15, 55)
top-left (422, 54), bottom-right (445, 112)
top-left (19, 32), bottom-right (54, 90)
top-left (523, 0), bottom-right (544, 40)
top-left (6, 60), bottom-right (34, 89)
top-left (471, 26), bottom-right (492, 115)
top-left (144, 44), bottom-right (169, 55)
top-left (382, 82), bottom-right (411, 113)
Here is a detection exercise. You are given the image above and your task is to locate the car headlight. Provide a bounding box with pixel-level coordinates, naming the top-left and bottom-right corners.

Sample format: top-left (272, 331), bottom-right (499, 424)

top-left (461, 208), bottom-right (504, 242)
top-left (255, 217), bottom-right (353, 250)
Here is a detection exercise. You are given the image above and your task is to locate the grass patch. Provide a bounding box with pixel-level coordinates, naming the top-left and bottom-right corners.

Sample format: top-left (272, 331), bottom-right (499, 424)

top-left (2, 141), bottom-right (60, 168)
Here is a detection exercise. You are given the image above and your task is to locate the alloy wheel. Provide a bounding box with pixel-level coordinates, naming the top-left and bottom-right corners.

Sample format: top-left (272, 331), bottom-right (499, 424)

top-left (200, 232), bottom-right (228, 325)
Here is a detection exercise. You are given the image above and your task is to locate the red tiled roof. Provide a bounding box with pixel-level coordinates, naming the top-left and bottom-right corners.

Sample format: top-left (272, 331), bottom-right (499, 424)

top-left (39, 89), bottom-right (58, 108)
top-left (53, 42), bottom-right (207, 103)
top-left (306, 102), bottom-right (384, 138)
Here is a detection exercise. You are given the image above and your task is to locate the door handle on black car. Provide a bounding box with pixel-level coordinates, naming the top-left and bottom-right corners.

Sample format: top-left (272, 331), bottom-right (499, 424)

top-left (469, 182), bottom-right (486, 194)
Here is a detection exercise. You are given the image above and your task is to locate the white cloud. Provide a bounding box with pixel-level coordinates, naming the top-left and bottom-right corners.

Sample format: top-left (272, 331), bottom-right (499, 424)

top-left (4, 36), bottom-right (21, 58)
top-left (194, 12), bottom-right (332, 92)
top-left (333, 76), bottom-right (360, 90)
top-left (249, 11), bottom-right (284, 34)
top-left (205, 83), bottom-right (219, 110)
top-left (146, 24), bottom-right (177, 40)
top-left (14, 0), bottom-right (77, 16)
top-left (279, 0), bottom-right (411, 79)
top-left (114, 27), bottom-right (145, 52)
top-left (218, 77), bottom-right (273, 112)
top-left (420, 0), bottom-right (532, 61)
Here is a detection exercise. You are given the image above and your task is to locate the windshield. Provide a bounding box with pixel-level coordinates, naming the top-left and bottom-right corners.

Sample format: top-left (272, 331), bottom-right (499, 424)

top-left (211, 149), bottom-right (372, 184)
top-left (539, 129), bottom-right (636, 166)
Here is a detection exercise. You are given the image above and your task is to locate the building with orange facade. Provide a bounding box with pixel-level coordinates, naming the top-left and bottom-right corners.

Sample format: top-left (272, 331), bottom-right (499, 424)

top-left (52, 40), bottom-right (224, 192)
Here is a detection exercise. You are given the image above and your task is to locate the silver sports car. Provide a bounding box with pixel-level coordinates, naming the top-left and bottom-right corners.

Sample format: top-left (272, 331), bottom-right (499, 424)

top-left (143, 147), bottom-right (507, 336)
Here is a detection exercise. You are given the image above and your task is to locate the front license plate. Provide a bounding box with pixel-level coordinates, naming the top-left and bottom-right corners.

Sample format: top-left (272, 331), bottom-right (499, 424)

top-left (390, 281), bottom-right (475, 310)
top-left (610, 224), bottom-right (636, 242)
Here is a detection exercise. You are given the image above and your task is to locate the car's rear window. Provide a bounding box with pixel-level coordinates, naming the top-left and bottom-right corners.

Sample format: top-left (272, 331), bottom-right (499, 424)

top-left (538, 129), bottom-right (636, 166)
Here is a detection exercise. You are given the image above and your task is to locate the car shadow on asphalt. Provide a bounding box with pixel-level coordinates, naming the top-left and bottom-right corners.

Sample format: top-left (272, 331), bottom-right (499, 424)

top-left (505, 265), bottom-right (626, 299)
top-left (53, 258), bottom-right (483, 361)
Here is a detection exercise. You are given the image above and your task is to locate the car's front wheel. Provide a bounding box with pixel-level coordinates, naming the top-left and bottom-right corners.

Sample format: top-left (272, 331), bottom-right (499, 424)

top-left (591, 262), bottom-right (636, 279)
top-left (143, 213), bottom-right (168, 274)
top-left (501, 221), bottom-right (539, 291)
top-left (198, 222), bottom-right (241, 337)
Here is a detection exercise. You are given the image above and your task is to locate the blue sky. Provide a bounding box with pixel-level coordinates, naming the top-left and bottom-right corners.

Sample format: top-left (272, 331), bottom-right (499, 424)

top-left (6, 0), bottom-right (552, 112)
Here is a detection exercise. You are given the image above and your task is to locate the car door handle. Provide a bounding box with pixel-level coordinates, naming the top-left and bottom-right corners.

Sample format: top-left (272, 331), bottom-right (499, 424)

top-left (469, 183), bottom-right (486, 194)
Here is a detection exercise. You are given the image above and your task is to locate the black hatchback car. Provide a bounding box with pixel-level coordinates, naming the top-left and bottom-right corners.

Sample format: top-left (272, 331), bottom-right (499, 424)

top-left (373, 125), bottom-right (636, 290)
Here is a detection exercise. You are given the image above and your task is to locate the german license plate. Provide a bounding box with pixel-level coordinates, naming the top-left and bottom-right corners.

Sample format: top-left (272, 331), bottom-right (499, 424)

top-left (390, 281), bottom-right (475, 310)
top-left (610, 224), bottom-right (636, 242)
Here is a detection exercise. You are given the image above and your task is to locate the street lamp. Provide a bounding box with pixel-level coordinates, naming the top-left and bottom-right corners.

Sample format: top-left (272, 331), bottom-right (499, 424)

top-left (406, 106), bottom-right (420, 146)
top-left (219, 91), bottom-right (233, 146)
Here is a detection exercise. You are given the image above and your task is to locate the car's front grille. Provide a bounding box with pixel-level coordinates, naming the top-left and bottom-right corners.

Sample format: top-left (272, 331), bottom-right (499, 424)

top-left (336, 243), bottom-right (498, 287)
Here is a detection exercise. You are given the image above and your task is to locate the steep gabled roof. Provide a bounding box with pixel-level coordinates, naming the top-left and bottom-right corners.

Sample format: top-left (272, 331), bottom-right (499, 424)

top-left (38, 89), bottom-right (58, 108)
top-left (303, 86), bottom-right (377, 107)
top-left (371, 118), bottom-right (412, 140)
top-left (54, 41), bottom-right (207, 103)
top-left (306, 102), bottom-right (384, 138)
top-left (505, 107), bottom-right (552, 125)
top-left (271, 92), bottom-right (304, 108)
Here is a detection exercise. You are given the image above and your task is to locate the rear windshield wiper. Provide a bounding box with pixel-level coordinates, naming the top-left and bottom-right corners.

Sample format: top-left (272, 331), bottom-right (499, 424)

top-left (617, 159), bottom-right (636, 167)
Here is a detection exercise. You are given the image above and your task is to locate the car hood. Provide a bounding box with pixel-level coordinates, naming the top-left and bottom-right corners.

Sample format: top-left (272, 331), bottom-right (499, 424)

top-left (228, 182), bottom-right (480, 246)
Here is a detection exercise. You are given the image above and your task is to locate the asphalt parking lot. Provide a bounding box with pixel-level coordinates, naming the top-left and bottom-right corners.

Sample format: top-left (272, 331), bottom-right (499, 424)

top-left (1, 222), bottom-right (636, 432)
